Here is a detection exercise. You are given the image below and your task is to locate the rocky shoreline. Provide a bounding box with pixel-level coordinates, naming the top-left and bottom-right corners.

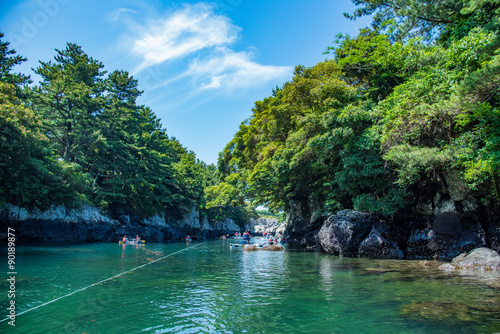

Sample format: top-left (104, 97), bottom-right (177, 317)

top-left (283, 208), bottom-right (500, 262)
top-left (0, 204), bottom-right (241, 243)
top-left (2, 199), bottom-right (500, 269)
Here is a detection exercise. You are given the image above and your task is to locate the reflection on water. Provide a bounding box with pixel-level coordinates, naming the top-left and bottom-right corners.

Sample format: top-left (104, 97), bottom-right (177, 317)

top-left (1, 240), bottom-right (499, 334)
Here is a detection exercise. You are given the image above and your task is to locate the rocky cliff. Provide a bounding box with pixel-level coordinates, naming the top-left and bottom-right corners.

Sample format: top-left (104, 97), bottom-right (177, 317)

top-left (282, 181), bottom-right (500, 260)
top-left (0, 204), bottom-right (242, 243)
top-left (245, 217), bottom-right (284, 235)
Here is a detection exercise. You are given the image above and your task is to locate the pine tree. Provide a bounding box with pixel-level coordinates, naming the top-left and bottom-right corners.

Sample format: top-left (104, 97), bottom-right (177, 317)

top-left (32, 43), bottom-right (106, 164)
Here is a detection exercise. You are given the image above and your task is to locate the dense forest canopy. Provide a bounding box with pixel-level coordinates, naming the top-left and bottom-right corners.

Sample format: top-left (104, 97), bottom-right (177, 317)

top-left (215, 0), bottom-right (500, 222)
top-left (0, 34), bottom-right (231, 220)
top-left (1, 0), bottom-right (500, 227)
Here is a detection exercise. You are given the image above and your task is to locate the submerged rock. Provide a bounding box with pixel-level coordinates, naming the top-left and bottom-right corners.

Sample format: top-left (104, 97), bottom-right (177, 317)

top-left (242, 244), bottom-right (258, 251)
top-left (260, 245), bottom-right (284, 251)
top-left (439, 247), bottom-right (500, 271)
top-left (400, 301), bottom-right (486, 322)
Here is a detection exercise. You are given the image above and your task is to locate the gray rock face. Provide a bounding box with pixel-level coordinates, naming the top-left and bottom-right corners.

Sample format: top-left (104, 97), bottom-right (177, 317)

top-left (402, 192), bottom-right (490, 261)
top-left (312, 194), bottom-right (493, 260)
top-left (439, 248), bottom-right (500, 271)
top-left (284, 199), bottom-right (325, 249)
top-left (246, 217), bottom-right (281, 234)
top-left (1, 204), bottom-right (116, 242)
top-left (165, 207), bottom-right (243, 239)
top-left (0, 204), bottom-right (242, 243)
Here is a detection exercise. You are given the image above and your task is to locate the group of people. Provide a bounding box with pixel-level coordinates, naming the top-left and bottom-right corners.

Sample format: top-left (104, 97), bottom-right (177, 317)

top-left (263, 232), bottom-right (277, 244)
top-left (121, 235), bottom-right (141, 243)
top-left (120, 232), bottom-right (285, 244)
top-left (263, 232), bottom-right (285, 245)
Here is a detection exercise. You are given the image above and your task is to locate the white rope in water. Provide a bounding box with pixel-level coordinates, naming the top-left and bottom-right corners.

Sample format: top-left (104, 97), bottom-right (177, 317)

top-left (0, 242), bottom-right (203, 323)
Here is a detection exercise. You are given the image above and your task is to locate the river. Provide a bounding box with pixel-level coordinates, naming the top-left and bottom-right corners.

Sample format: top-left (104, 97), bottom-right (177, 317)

top-left (1, 240), bottom-right (499, 333)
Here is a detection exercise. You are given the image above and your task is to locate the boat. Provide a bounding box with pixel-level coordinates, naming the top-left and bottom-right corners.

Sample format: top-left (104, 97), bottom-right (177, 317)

top-left (230, 243), bottom-right (284, 251)
top-left (119, 238), bottom-right (145, 245)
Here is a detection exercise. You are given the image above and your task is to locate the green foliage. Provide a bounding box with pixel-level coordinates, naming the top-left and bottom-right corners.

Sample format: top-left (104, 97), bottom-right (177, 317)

top-left (0, 33), bottom-right (31, 90)
top-left (205, 202), bottom-right (258, 228)
top-left (217, 0), bottom-right (500, 224)
top-left (345, 0), bottom-right (464, 41)
top-left (384, 144), bottom-right (452, 186)
top-left (256, 209), bottom-right (280, 219)
top-left (4, 0), bottom-right (500, 228)
top-left (327, 29), bottom-right (445, 102)
top-left (0, 82), bottom-right (91, 207)
top-left (205, 181), bottom-right (243, 209)
top-left (445, 28), bottom-right (497, 73)
top-left (0, 38), bottom-right (224, 220)
top-left (218, 59), bottom-right (407, 217)
top-left (31, 43), bottom-right (106, 163)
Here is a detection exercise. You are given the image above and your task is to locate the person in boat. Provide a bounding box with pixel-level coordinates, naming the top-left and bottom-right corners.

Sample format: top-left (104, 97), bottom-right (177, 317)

top-left (186, 235), bottom-right (191, 242)
top-left (122, 235), bottom-right (127, 243)
top-left (135, 235), bottom-right (140, 243)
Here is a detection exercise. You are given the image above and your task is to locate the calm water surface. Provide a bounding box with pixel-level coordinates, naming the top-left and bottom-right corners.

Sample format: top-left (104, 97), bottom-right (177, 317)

top-left (1, 240), bottom-right (499, 333)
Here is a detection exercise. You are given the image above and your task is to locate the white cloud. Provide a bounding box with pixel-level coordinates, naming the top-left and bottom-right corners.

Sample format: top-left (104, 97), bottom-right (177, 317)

top-left (126, 3), bottom-right (292, 93)
top-left (109, 8), bottom-right (137, 21)
top-left (188, 47), bottom-right (292, 90)
top-left (132, 3), bottom-right (238, 73)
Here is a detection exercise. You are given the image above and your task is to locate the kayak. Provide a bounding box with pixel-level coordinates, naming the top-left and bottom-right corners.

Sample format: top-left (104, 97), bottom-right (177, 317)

top-left (119, 239), bottom-right (145, 245)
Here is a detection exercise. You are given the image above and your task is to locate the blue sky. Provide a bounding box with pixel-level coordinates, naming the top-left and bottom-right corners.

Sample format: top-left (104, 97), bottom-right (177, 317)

top-left (0, 0), bottom-right (371, 165)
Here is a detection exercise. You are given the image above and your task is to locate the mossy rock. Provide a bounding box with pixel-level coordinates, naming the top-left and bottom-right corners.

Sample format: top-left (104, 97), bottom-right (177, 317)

top-left (260, 245), bottom-right (284, 251)
top-left (242, 244), bottom-right (258, 251)
top-left (400, 301), bottom-right (486, 322)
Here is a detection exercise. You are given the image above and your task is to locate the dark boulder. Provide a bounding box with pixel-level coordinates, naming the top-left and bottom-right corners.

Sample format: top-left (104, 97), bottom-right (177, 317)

top-left (318, 210), bottom-right (375, 256)
top-left (487, 216), bottom-right (500, 253)
top-left (358, 222), bottom-right (404, 259)
top-left (286, 229), bottom-right (320, 250)
top-left (406, 223), bottom-right (435, 260)
top-left (433, 211), bottom-right (462, 239)
top-left (406, 199), bottom-right (487, 261)
top-left (283, 199), bottom-right (324, 250)
top-left (86, 220), bottom-right (114, 241)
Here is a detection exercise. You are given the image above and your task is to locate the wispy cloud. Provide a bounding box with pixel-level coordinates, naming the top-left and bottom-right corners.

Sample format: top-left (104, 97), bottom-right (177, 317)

top-left (109, 7), bottom-right (137, 21)
top-left (189, 47), bottom-right (292, 90)
top-left (131, 3), bottom-right (238, 73)
top-left (125, 3), bottom-right (292, 92)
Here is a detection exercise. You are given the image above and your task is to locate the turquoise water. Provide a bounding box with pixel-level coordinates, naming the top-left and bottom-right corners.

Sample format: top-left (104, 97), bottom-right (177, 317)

top-left (1, 240), bottom-right (500, 333)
